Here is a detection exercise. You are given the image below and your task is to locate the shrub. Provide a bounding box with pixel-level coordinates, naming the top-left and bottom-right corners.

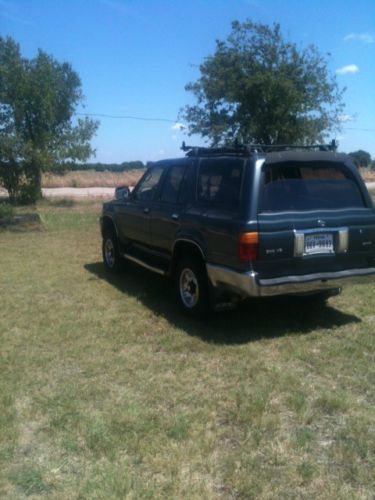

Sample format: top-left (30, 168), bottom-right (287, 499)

top-left (0, 202), bottom-right (14, 219)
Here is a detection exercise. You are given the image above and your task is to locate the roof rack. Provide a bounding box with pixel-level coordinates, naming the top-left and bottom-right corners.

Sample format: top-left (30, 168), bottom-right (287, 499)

top-left (181, 140), bottom-right (337, 157)
top-left (181, 141), bottom-right (252, 157)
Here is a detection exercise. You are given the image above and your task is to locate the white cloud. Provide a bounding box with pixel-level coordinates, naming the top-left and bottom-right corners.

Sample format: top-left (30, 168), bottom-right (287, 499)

top-left (171, 122), bottom-right (186, 131)
top-left (344, 33), bottom-right (374, 44)
top-left (158, 149), bottom-right (165, 155)
top-left (336, 64), bottom-right (359, 75)
top-left (338, 114), bottom-right (355, 123)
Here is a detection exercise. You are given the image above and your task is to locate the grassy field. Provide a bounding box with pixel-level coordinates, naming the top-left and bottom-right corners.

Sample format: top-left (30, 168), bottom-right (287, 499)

top-left (42, 170), bottom-right (143, 189)
top-left (0, 200), bottom-right (374, 498)
top-left (40, 167), bottom-right (374, 190)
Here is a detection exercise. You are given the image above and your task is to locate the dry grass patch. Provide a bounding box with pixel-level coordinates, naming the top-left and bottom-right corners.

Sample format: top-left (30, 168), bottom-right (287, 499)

top-left (42, 169), bottom-right (144, 188)
top-left (0, 201), bottom-right (374, 498)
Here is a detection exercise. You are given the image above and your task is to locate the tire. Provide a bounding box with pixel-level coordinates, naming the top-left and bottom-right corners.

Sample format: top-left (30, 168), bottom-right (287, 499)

top-left (102, 229), bottom-right (123, 273)
top-left (175, 255), bottom-right (210, 317)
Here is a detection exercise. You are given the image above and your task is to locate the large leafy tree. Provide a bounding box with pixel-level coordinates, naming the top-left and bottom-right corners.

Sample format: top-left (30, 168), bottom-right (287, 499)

top-left (181, 20), bottom-right (345, 146)
top-left (0, 37), bottom-right (98, 203)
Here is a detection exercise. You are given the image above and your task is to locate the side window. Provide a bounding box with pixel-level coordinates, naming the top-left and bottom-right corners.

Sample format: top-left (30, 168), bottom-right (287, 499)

top-left (197, 159), bottom-right (244, 209)
top-left (134, 166), bottom-right (164, 201)
top-left (159, 165), bottom-right (186, 204)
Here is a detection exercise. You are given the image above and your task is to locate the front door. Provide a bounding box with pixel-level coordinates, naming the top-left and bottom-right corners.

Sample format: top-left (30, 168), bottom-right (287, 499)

top-left (116, 165), bottom-right (164, 257)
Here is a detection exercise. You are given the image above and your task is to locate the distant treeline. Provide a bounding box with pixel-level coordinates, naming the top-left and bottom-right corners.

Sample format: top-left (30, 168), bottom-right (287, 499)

top-left (57, 161), bottom-right (146, 173)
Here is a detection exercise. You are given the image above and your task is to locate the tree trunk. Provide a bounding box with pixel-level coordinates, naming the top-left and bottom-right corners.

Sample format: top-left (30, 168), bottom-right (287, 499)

top-left (19, 159), bottom-right (43, 204)
top-left (33, 168), bottom-right (43, 200)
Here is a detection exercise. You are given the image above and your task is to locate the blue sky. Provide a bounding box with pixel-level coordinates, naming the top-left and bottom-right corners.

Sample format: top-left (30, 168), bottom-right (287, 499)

top-left (1, 0), bottom-right (374, 163)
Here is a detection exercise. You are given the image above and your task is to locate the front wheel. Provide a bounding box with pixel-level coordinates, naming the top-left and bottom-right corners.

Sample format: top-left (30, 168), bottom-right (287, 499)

top-left (175, 256), bottom-right (210, 317)
top-left (102, 231), bottom-right (123, 273)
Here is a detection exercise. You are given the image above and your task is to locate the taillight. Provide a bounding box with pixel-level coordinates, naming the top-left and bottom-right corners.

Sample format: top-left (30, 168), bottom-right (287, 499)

top-left (239, 232), bottom-right (259, 262)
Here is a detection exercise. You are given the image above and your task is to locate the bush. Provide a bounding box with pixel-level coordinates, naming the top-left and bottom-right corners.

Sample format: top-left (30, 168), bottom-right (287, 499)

top-left (0, 202), bottom-right (14, 219)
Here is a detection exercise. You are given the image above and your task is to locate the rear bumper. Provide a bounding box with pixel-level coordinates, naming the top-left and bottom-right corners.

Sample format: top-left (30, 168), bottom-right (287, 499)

top-left (206, 264), bottom-right (375, 298)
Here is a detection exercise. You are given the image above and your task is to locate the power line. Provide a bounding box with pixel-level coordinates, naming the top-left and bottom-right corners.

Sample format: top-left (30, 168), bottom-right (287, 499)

top-left (75, 112), bottom-right (177, 123)
top-left (75, 112), bottom-right (375, 131)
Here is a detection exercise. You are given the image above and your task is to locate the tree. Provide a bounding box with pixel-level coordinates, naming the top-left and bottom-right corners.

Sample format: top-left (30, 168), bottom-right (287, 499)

top-left (348, 150), bottom-right (372, 168)
top-left (181, 20), bottom-right (345, 146)
top-left (0, 37), bottom-right (99, 203)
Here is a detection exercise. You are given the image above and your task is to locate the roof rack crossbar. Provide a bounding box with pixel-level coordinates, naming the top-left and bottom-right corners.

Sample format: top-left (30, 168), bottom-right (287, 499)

top-left (181, 141), bottom-right (251, 157)
top-left (181, 140), bottom-right (337, 157)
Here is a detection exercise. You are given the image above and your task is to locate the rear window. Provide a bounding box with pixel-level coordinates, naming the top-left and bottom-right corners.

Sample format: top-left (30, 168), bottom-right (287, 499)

top-left (260, 162), bottom-right (366, 212)
top-left (197, 158), bottom-right (244, 209)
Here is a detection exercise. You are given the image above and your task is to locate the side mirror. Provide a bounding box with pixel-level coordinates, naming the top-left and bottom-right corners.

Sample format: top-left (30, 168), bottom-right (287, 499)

top-left (115, 186), bottom-right (130, 200)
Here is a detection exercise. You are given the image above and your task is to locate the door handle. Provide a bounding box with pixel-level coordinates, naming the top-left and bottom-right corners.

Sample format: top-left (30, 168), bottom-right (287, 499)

top-left (143, 207), bottom-right (150, 214)
top-left (171, 213), bottom-right (179, 220)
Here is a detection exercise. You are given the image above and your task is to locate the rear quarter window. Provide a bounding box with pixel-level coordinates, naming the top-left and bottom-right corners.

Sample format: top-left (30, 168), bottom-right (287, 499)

top-left (197, 158), bottom-right (244, 210)
top-left (260, 162), bottom-right (366, 212)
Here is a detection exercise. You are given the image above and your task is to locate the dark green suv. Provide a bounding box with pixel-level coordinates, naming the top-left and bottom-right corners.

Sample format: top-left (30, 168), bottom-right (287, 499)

top-left (100, 143), bottom-right (375, 315)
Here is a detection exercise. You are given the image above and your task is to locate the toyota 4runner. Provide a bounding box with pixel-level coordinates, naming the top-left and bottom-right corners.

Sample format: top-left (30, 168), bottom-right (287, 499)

top-left (100, 142), bottom-right (375, 315)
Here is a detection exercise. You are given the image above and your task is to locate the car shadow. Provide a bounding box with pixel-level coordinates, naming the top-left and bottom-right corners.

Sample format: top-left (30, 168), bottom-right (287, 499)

top-left (84, 261), bottom-right (361, 345)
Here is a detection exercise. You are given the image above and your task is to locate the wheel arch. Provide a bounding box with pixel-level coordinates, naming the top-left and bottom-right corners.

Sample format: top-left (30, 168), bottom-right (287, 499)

top-left (171, 239), bottom-right (206, 275)
top-left (101, 214), bottom-right (118, 238)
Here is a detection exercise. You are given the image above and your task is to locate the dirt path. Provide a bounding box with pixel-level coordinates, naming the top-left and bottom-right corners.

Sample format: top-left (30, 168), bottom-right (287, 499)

top-left (0, 187), bottom-right (116, 199)
top-left (42, 187), bottom-right (116, 198)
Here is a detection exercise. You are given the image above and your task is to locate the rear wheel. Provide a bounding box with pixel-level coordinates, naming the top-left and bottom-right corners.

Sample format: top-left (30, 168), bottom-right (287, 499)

top-left (175, 255), bottom-right (210, 317)
top-left (102, 230), bottom-right (123, 273)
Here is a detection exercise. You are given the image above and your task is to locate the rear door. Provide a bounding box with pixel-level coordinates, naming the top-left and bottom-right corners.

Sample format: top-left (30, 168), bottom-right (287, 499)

top-left (195, 157), bottom-right (246, 269)
top-left (255, 159), bottom-right (375, 278)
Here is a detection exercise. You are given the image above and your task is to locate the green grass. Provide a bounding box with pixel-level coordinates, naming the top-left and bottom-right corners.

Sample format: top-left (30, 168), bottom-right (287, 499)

top-left (0, 200), bottom-right (374, 498)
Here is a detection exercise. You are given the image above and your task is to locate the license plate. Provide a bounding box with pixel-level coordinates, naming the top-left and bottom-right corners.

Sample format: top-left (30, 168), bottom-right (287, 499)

top-left (305, 233), bottom-right (334, 255)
